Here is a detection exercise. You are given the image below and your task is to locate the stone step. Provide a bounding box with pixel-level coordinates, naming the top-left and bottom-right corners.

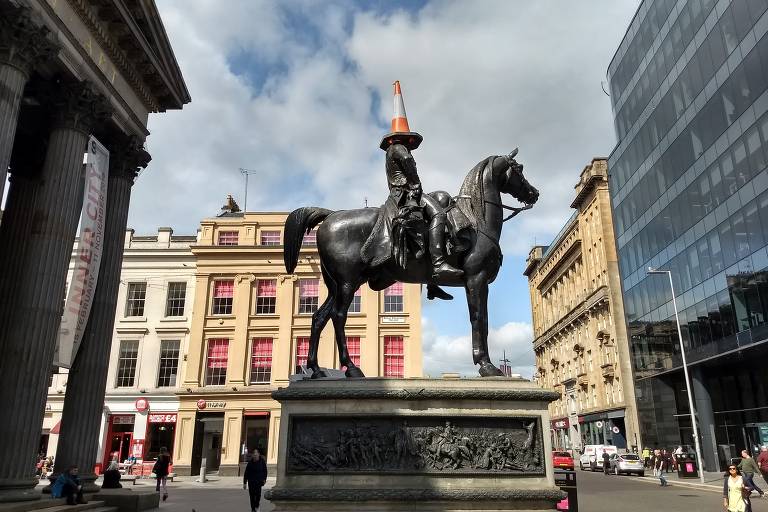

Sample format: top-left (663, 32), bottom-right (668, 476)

top-left (0, 500), bottom-right (113, 512)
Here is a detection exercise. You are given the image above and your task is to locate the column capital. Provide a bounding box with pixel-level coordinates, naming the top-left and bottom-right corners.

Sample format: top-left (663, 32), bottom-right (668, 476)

top-left (106, 134), bottom-right (150, 182)
top-left (0, 2), bottom-right (59, 76)
top-left (40, 79), bottom-right (112, 134)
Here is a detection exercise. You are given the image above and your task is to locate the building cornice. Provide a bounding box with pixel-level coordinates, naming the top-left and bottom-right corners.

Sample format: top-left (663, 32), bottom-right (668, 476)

top-left (533, 285), bottom-right (610, 351)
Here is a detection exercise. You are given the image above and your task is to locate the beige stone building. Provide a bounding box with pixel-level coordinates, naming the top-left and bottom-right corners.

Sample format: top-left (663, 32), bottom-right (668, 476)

top-left (524, 158), bottom-right (640, 453)
top-left (173, 209), bottom-right (423, 476)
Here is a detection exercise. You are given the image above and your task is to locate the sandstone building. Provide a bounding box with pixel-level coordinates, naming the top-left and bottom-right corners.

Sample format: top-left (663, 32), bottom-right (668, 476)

top-left (524, 158), bottom-right (640, 452)
top-left (173, 209), bottom-right (423, 475)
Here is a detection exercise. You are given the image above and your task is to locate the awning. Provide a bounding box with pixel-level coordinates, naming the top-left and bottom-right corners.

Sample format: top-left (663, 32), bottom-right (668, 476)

top-left (50, 421), bottom-right (61, 434)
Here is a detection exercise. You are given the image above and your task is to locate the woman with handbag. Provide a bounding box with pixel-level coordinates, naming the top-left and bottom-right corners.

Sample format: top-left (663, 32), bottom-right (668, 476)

top-left (724, 464), bottom-right (751, 512)
top-left (153, 447), bottom-right (171, 502)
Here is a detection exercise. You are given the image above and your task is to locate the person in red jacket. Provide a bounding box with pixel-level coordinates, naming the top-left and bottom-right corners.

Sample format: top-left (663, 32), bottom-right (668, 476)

top-left (758, 446), bottom-right (768, 486)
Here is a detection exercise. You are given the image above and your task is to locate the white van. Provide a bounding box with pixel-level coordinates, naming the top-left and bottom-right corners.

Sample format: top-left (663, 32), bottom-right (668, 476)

top-left (579, 444), bottom-right (618, 471)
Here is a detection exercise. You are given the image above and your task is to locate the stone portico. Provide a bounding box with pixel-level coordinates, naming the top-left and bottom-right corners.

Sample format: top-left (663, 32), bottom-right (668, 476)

top-left (0, 0), bottom-right (189, 502)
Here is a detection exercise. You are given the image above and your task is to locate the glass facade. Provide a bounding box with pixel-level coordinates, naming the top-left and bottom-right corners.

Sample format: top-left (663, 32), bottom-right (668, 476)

top-left (608, 0), bottom-right (768, 470)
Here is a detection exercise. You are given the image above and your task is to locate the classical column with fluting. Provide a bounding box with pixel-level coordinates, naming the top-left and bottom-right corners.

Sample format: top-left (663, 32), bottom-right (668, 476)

top-left (0, 80), bottom-right (111, 503)
top-left (53, 135), bottom-right (149, 491)
top-left (0, 1), bottom-right (58, 199)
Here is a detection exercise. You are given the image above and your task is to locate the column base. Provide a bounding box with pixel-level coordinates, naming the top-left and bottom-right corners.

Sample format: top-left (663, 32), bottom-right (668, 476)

top-left (0, 478), bottom-right (41, 503)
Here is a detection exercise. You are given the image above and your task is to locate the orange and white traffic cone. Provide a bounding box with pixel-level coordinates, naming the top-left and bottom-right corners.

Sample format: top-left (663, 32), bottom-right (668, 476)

top-left (380, 81), bottom-right (423, 151)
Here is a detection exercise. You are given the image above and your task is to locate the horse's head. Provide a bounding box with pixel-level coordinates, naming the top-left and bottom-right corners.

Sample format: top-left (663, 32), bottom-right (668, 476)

top-left (498, 149), bottom-right (539, 206)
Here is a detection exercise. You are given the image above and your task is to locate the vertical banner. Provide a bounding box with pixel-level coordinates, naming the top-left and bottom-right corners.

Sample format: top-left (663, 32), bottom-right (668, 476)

top-left (54, 136), bottom-right (109, 368)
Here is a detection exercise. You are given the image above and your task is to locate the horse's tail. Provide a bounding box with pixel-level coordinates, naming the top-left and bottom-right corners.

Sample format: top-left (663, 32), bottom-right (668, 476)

top-left (284, 207), bottom-right (334, 273)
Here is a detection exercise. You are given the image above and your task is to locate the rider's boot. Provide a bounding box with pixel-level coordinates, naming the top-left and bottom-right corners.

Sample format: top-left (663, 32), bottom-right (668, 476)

top-left (427, 284), bottom-right (453, 301)
top-left (429, 214), bottom-right (464, 279)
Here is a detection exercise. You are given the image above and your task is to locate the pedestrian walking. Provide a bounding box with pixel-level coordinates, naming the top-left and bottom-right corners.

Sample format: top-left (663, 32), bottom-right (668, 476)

top-left (602, 450), bottom-right (611, 475)
top-left (153, 446), bottom-right (171, 502)
top-left (642, 446), bottom-right (651, 468)
top-left (738, 449), bottom-right (765, 499)
top-left (757, 446), bottom-right (768, 486)
top-left (724, 464), bottom-right (751, 512)
top-left (243, 449), bottom-right (268, 512)
top-left (51, 465), bottom-right (86, 505)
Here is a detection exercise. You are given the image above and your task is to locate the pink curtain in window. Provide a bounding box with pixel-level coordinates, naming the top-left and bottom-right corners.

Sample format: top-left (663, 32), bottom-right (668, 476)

top-left (257, 279), bottom-right (277, 297)
top-left (384, 336), bottom-right (404, 353)
top-left (384, 282), bottom-right (403, 296)
top-left (251, 338), bottom-right (273, 367)
top-left (214, 281), bottom-right (234, 298)
top-left (207, 339), bottom-right (229, 368)
top-left (299, 279), bottom-right (319, 297)
top-left (354, 287), bottom-right (362, 297)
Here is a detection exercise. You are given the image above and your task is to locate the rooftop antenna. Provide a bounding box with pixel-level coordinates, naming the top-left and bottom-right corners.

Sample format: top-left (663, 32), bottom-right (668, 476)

top-left (239, 168), bottom-right (259, 212)
top-left (499, 350), bottom-right (512, 377)
top-left (364, 196), bottom-right (368, 208)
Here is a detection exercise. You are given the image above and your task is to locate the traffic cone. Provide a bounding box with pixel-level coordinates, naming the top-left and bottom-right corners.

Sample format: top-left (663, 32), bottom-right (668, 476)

top-left (380, 81), bottom-right (423, 151)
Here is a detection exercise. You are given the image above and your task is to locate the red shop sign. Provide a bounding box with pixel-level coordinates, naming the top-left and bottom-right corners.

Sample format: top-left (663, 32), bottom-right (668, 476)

top-left (148, 413), bottom-right (177, 423)
top-left (196, 399), bottom-right (207, 410)
top-left (135, 398), bottom-right (149, 412)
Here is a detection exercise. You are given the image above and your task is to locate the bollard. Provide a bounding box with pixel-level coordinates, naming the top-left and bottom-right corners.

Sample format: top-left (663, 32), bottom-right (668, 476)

top-left (198, 457), bottom-right (207, 483)
top-left (554, 469), bottom-right (578, 512)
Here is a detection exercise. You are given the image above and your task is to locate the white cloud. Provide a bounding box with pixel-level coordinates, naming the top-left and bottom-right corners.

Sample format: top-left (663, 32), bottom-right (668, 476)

top-left (131, 0), bottom-right (638, 253)
top-left (421, 316), bottom-right (535, 378)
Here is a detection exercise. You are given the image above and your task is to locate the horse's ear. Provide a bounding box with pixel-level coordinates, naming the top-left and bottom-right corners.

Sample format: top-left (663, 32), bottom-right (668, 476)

top-left (508, 148), bottom-right (518, 159)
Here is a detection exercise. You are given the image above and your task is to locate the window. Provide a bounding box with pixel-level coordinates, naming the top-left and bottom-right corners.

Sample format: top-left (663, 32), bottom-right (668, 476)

top-left (302, 229), bottom-right (317, 246)
top-left (298, 279), bottom-right (319, 314)
top-left (125, 283), bottom-right (147, 317)
top-left (255, 279), bottom-right (277, 314)
top-left (384, 282), bottom-right (404, 313)
top-left (348, 287), bottom-right (361, 313)
top-left (217, 231), bottom-right (239, 246)
top-left (260, 230), bottom-right (281, 246)
top-left (294, 337), bottom-right (309, 374)
top-left (212, 280), bottom-right (234, 315)
top-left (165, 282), bottom-right (187, 317)
top-left (384, 335), bottom-right (404, 377)
top-left (116, 340), bottom-right (139, 387)
top-left (250, 337), bottom-right (273, 384)
top-left (345, 336), bottom-right (361, 367)
top-left (157, 340), bottom-right (180, 387)
top-left (205, 339), bottom-right (229, 385)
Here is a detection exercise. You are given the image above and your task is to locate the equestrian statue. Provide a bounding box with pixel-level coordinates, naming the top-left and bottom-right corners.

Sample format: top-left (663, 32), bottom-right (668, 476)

top-left (284, 81), bottom-right (539, 378)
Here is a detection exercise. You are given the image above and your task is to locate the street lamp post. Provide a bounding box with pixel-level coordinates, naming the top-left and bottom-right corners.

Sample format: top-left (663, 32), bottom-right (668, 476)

top-left (647, 267), bottom-right (706, 484)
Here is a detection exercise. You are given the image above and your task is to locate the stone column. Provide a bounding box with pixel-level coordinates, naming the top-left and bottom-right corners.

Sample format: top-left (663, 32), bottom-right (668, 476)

top-left (0, 2), bottom-right (58, 199)
top-left (0, 80), bottom-right (110, 502)
top-left (53, 135), bottom-right (149, 491)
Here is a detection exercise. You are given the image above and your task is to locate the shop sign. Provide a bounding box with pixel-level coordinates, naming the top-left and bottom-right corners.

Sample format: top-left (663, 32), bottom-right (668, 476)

top-left (135, 398), bottom-right (149, 413)
top-left (113, 415), bottom-right (134, 425)
top-left (148, 414), bottom-right (177, 423)
top-left (612, 426), bottom-right (620, 434)
top-left (131, 439), bottom-right (144, 458)
top-left (552, 418), bottom-right (569, 430)
top-left (381, 316), bottom-right (406, 323)
top-left (197, 400), bottom-right (226, 410)
top-left (595, 421), bottom-right (604, 429)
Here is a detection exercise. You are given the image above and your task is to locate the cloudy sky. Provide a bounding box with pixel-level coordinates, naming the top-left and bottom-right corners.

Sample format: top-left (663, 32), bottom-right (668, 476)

top-left (130, 0), bottom-right (639, 377)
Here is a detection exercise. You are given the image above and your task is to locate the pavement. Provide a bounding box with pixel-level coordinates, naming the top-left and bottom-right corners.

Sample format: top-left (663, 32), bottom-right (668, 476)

top-left (33, 470), bottom-right (768, 511)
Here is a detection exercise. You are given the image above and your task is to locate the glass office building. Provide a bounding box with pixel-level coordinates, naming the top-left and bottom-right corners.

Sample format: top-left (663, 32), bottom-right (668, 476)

top-left (608, 0), bottom-right (768, 470)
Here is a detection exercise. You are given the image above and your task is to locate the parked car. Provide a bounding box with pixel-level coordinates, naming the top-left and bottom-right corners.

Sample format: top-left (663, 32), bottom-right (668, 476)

top-left (608, 453), bottom-right (644, 476)
top-left (552, 451), bottom-right (574, 470)
top-left (579, 444), bottom-right (618, 471)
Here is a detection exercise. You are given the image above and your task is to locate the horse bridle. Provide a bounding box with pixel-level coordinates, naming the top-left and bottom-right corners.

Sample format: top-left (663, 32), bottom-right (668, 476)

top-left (453, 195), bottom-right (533, 223)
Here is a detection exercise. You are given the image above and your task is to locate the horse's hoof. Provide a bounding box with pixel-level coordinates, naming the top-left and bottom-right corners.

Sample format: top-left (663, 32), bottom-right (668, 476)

top-left (478, 362), bottom-right (504, 377)
top-left (310, 368), bottom-right (328, 379)
top-left (345, 366), bottom-right (366, 379)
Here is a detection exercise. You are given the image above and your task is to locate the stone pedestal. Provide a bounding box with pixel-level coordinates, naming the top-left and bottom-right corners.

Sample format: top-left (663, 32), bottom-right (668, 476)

top-left (265, 378), bottom-right (563, 512)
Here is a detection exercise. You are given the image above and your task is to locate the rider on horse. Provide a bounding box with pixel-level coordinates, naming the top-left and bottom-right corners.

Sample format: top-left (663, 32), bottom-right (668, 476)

top-left (362, 81), bottom-right (463, 300)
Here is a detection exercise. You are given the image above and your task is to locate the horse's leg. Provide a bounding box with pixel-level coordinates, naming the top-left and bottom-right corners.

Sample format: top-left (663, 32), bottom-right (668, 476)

top-left (307, 294), bottom-right (334, 379)
top-left (331, 282), bottom-right (365, 378)
top-left (465, 272), bottom-right (503, 377)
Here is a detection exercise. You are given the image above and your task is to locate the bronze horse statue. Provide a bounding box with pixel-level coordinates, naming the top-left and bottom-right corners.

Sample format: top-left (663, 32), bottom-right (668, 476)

top-left (283, 151), bottom-right (538, 378)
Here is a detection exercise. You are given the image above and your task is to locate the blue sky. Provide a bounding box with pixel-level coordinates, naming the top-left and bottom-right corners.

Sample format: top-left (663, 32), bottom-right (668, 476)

top-left (130, 0), bottom-right (640, 377)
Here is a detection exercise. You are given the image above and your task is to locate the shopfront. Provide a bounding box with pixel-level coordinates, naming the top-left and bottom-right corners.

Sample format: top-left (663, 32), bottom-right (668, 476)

top-left (579, 409), bottom-right (628, 449)
top-left (145, 413), bottom-right (177, 461)
top-left (103, 414), bottom-right (135, 466)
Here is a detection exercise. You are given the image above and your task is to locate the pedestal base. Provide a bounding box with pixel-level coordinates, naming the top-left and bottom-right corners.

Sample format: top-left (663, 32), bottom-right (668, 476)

top-left (0, 479), bottom-right (41, 503)
top-left (265, 378), bottom-right (563, 512)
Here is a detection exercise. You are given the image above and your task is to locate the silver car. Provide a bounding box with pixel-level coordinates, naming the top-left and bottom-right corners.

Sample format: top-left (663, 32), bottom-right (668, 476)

top-left (608, 453), bottom-right (645, 476)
